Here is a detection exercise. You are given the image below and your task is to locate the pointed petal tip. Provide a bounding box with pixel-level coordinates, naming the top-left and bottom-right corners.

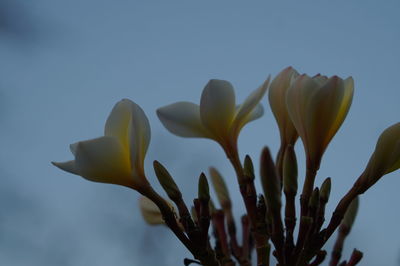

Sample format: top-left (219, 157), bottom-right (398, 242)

top-left (52, 160), bottom-right (79, 175)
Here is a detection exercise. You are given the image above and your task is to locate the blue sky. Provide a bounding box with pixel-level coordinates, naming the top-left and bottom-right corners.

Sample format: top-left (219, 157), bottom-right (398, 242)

top-left (0, 1), bottom-right (399, 265)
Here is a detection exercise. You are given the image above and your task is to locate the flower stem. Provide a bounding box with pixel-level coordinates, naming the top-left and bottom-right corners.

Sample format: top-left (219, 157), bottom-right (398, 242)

top-left (140, 186), bottom-right (220, 266)
top-left (224, 143), bottom-right (271, 265)
top-left (292, 166), bottom-right (317, 263)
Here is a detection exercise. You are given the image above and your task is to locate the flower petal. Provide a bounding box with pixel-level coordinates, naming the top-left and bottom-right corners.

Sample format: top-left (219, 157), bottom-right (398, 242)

top-left (127, 101), bottom-right (151, 177)
top-left (327, 77), bottom-right (354, 145)
top-left (139, 196), bottom-right (164, 225)
top-left (74, 136), bottom-right (133, 187)
top-left (246, 103), bottom-right (264, 123)
top-left (286, 74), bottom-right (320, 153)
top-left (200, 79), bottom-right (236, 140)
top-left (305, 77), bottom-right (345, 151)
top-left (157, 102), bottom-right (211, 138)
top-left (52, 160), bottom-right (79, 175)
top-left (104, 99), bottom-right (133, 149)
top-left (70, 143), bottom-right (79, 155)
top-left (269, 67), bottom-right (299, 144)
top-left (234, 75), bottom-right (270, 129)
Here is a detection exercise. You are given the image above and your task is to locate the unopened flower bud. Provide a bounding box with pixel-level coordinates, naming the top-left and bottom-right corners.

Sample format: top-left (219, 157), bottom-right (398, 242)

top-left (243, 155), bottom-right (255, 181)
top-left (319, 177), bottom-right (331, 203)
top-left (209, 167), bottom-right (231, 210)
top-left (283, 144), bottom-right (298, 195)
top-left (198, 173), bottom-right (210, 202)
top-left (153, 160), bottom-right (182, 200)
top-left (341, 197), bottom-right (359, 232)
top-left (260, 147), bottom-right (282, 212)
top-left (362, 122), bottom-right (400, 188)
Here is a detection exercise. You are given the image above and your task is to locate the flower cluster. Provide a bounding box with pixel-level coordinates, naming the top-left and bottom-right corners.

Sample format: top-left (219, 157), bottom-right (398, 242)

top-left (53, 67), bottom-right (400, 266)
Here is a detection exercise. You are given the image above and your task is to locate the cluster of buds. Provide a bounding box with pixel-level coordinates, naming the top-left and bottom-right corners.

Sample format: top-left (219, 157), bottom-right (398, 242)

top-left (53, 67), bottom-right (400, 266)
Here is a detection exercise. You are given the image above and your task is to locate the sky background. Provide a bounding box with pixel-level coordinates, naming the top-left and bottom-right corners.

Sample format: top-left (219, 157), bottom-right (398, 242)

top-left (0, 1), bottom-right (399, 265)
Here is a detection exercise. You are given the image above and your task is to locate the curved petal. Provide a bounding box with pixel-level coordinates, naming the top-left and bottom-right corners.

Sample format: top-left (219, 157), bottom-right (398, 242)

top-left (200, 79), bottom-right (236, 140)
top-left (230, 104), bottom-right (264, 138)
top-left (74, 136), bottom-right (133, 187)
top-left (104, 99), bottom-right (133, 149)
top-left (327, 76), bottom-right (354, 144)
top-left (286, 74), bottom-right (320, 154)
top-left (303, 76), bottom-right (353, 168)
top-left (246, 103), bottom-right (264, 123)
top-left (234, 75), bottom-right (270, 128)
top-left (128, 101), bottom-right (151, 176)
top-left (312, 74), bottom-right (328, 86)
top-left (305, 77), bottom-right (344, 156)
top-left (157, 102), bottom-right (211, 138)
top-left (269, 67), bottom-right (299, 144)
top-left (52, 160), bottom-right (79, 175)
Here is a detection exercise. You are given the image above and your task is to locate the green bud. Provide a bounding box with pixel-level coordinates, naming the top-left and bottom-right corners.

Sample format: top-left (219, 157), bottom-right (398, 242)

top-left (309, 188), bottom-right (320, 209)
top-left (244, 155), bottom-right (255, 181)
top-left (283, 145), bottom-right (298, 195)
top-left (363, 122), bottom-right (400, 187)
top-left (153, 161), bottom-right (182, 200)
top-left (320, 177), bottom-right (331, 203)
top-left (341, 196), bottom-right (359, 231)
top-left (198, 173), bottom-right (210, 202)
top-left (209, 167), bottom-right (231, 210)
top-left (260, 147), bottom-right (282, 212)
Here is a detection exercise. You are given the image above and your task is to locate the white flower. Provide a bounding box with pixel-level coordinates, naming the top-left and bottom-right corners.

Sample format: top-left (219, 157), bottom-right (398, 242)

top-left (286, 74), bottom-right (354, 169)
top-left (52, 99), bottom-right (151, 189)
top-left (157, 78), bottom-right (270, 151)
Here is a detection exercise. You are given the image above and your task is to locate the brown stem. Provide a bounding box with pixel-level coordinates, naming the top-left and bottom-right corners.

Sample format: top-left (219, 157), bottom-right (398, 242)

top-left (276, 142), bottom-right (286, 187)
top-left (225, 209), bottom-right (242, 261)
top-left (304, 177), bottom-right (366, 263)
top-left (241, 215), bottom-right (251, 262)
top-left (141, 186), bottom-right (193, 251)
top-left (142, 186), bottom-right (219, 266)
top-left (329, 226), bottom-right (350, 266)
top-left (284, 192), bottom-right (296, 260)
top-left (324, 180), bottom-right (363, 242)
top-left (346, 249), bottom-right (363, 266)
top-left (175, 197), bottom-right (196, 235)
top-left (292, 167), bottom-right (317, 263)
top-left (212, 211), bottom-right (231, 259)
top-left (224, 143), bottom-right (270, 265)
top-left (309, 250), bottom-right (327, 266)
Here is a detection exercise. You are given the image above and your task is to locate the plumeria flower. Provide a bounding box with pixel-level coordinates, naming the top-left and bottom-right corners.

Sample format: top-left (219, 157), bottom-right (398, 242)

top-left (286, 74), bottom-right (354, 170)
top-left (362, 122), bottom-right (400, 188)
top-left (269, 66), bottom-right (299, 146)
top-left (52, 99), bottom-right (151, 190)
top-left (157, 78), bottom-right (270, 153)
